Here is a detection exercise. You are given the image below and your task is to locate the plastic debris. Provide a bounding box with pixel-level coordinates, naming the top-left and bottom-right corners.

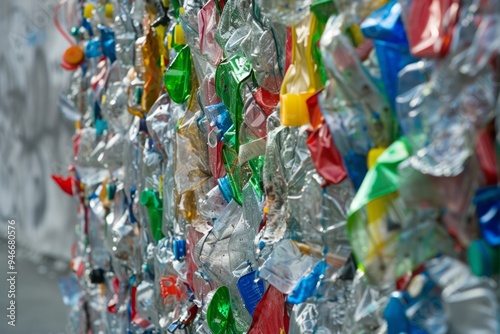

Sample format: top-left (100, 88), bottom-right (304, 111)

top-left (52, 0), bottom-right (500, 332)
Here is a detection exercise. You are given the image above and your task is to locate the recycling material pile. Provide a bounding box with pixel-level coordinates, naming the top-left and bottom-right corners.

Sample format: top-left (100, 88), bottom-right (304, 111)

top-left (52, 0), bottom-right (500, 333)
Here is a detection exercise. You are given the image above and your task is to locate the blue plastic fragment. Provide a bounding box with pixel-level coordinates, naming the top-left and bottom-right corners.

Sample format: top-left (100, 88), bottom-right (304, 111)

top-left (384, 292), bottom-right (412, 334)
top-left (81, 18), bottom-right (94, 36)
top-left (217, 176), bottom-right (234, 203)
top-left (287, 261), bottom-right (326, 304)
top-left (343, 150), bottom-right (368, 191)
top-left (173, 239), bottom-right (187, 261)
top-left (237, 271), bottom-right (265, 316)
top-left (474, 186), bottom-right (500, 246)
top-left (99, 26), bottom-right (117, 62)
top-left (85, 39), bottom-right (102, 58)
top-left (374, 41), bottom-right (418, 110)
top-left (205, 102), bottom-right (234, 135)
top-left (360, 1), bottom-right (407, 44)
top-left (95, 119), bottom-right (108, 136)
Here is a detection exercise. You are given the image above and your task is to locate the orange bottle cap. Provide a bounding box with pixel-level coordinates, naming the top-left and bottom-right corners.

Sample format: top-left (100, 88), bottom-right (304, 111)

top-left (63, 45), bottom-right (85, 66)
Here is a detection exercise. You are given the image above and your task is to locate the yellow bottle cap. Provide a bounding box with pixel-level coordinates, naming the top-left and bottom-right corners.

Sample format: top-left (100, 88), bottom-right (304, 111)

top-left (104, 4), bottom-right (114, 19)
top-left (83, 3), bottom-right (95, 19)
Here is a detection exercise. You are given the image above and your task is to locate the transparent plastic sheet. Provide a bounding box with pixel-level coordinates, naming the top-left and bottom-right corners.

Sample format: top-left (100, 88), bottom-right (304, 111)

top-left (66, 67), bottom-right (87, 115)
top-left (109, 211), bottom-right (138, 270)
top-left (148, 99), bottom-right (184, 237)
top-left (320, 14), bottom-right (397, 149)
top-left (74, 127), bottom-right (101, 168)
top-left (320, 92), bottom-right (371, 190)
top-left (182, 178), bottom-right (215, 233)
top-left (100, 61), bottom-right (133, 134)
top-left (288, 278), bottom-right (353, 334)
top-left (87, 202), bottom-right (111, 270)
top-left (256, 0), bottom-right (312, 26)
top-left (258, 240), bottom-right (318, 295)
top-left (405, 124), bottom-right (480, 246)
top-left (297, 170), bottom-right (354, 263)
top-left (240, 21), bottom-right (283, 94)
top-left (261, 125), bottom-right (315, 246)
top-left (153, 237), bottom-right (184, 330)
top-left (198, 0), bottom-right (223, 66)
top-left (341, 270), bottom-right (390, 333)
top-left (230, 185), bottom-right (262, 271)
top-left (123, 117), bottom-right (141, 197)
top-left (215, 0), bottom-right (253, 51)
top-left (198, 185), bottom-right (229, 221)
top-left (426, 256), bottom-right (499, 333)
top-left (394, 208), bottom-right (456, 279)
top-left (194, 200), bottom-right (253, 331)
top-left (175, 109), bottom-right (212, 222)
top-left (146, 93), bottom-right (173, 157)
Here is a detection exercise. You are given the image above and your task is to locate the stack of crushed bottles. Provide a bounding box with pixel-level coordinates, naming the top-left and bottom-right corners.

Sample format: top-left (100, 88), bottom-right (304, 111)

top-left (52, 0), bottom-right (500, 332)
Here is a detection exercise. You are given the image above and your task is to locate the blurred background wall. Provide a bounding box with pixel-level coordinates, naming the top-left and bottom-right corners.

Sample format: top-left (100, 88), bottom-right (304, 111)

top-left (0, 1), bottom-right (79, 332)
top-left (0, 0), bottom-right (77, 259)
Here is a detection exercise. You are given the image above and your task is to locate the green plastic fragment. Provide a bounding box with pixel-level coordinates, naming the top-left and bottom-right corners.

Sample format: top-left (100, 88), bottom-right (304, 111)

top-left (140, 189), bottom-right (164, 243)
top-left (206, 286), bottom-right (238, 334)
top-left (164, 45), bottom-right (192, 104)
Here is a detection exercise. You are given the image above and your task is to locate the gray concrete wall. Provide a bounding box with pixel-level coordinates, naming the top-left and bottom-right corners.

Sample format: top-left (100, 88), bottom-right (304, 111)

top-left (0, 0), bottom-right (77, 259)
